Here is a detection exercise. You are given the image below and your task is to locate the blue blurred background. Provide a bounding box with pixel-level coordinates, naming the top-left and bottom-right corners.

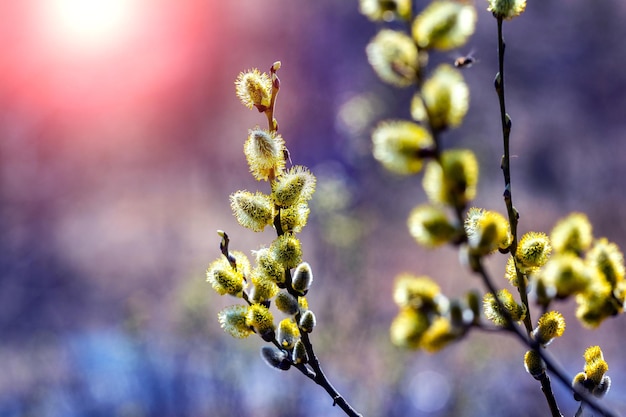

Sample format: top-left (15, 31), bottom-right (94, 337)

top-left (1, 1), bottom-right (626, 416)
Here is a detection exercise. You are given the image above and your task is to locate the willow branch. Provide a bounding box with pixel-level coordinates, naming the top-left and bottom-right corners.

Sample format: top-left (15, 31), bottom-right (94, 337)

top-left (475, 259), bottom-right (619, 417)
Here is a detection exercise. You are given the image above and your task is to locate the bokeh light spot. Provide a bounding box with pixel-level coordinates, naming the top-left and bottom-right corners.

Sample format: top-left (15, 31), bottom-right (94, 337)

top-left (37, 0), bottom-right (140, 53)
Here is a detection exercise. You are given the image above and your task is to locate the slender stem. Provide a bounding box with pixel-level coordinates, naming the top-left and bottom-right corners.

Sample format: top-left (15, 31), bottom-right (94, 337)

top-left (539, 374), bottom-right (562, 417)
top-left (491, 18), bottom-right (567, 416)
top-left (494, 17), bottom-right (534, 334)
top-left (299, 332), bottom-right (363, 417)
top-left (271, 161), bottom-right (362, 416)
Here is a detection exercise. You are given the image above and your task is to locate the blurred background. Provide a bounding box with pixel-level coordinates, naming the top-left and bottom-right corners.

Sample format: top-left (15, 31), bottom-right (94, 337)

top-left (1, 1), bottom-right (626, 416)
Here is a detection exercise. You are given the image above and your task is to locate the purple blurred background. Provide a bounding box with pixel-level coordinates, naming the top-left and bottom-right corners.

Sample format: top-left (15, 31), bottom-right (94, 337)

top-left (1, 1), bottom-right (626, 416)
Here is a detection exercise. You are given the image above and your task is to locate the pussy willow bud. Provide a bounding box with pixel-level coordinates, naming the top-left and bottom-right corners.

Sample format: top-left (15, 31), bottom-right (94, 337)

top-left (359, 0), bottom-right (412, 22)
top-left (466, 290), bottom-right (481, 324)
top-left (292, 339), bottom-right (308, 364)
top-left (372, 120), bottom-right (434, 175)
top-left (390, 307), bottom-right (429, 349)
top-left (412, 0), bottom-right (477, 50)
top-left (539, 254), bottom-right (589, 298)
top-left (523, 350), bottom-right (545, 380)
top-left (517, 232), bottom-right (552, 271)
top-left (407, 204), bottom-right (457, 247)
top-left (550, 212), bottom-right (593, 254)
top-left (246, 304), bottom-right (275, 341)
top-left (217, 305), bottom-right (253, 339)
top-left (505, 256), bottom-right (531, 288)
top-left (464, 208), bottom-right (511, 255)
top-left (448, 300), bottom-right (473, 328)
top-left (206, 251), bottom-right (250, 297)
top-left (292, 262), bottom-right (313, 294)
top-left (483, 289), bottom-right (527, 326)
top-left (532, 311), bottom-right (566, 346)
top-left (275, 290), bottom-right (300, 315)
top-left (299, 310), bottom-right (316, 333)
top-left (487, 0), bottom-right (527, 20)
top-left (419, 317), bottom-right (458, 353)
top-left (279, 202), bottom-right (310, 234)
top-left (575, 274), bottom-right (616, 328)
top-left (277, 318), bottom-right (301, 349)
top-left (235, 69), bottom-right (272, 112)
top-left (572, 372), bottom-right (587, 401)
top-left (253, 247), bottom-right (285, 285)
top-left (594, 375), bottom-right (611, 398)
top-left (366, 29), bottom-right (418, 87)
top-left (272, 166), bottom-right (316, 208)
top-left (230, 190), bottom-right (274, 232)
top-left (573, 346), bottom-right (611, 400)
top-left (249, 270), bottom-right (279, 303)
top-left (260, 346), bottom-right (291, 371)
top-left (420, 64), bottom-right (469, 131)
top-left (423, 149), bottom-right (479, 208)
top-left (270, 234), bottom-right (302, 269)
top-left (393, 274), bottom-right (441, 311)
top-left (586, 238), bottom-right (625, 287)
top-left (583, 345), bottom-right (609, 386)
top-left (244, 128), bottom-right (286, 181)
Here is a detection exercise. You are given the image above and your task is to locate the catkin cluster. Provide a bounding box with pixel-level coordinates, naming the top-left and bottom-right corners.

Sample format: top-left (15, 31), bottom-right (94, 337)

top-left (207, 62), bottom-right (318, 371)
top-left (361, 0), bottom-right (621, 411)
top-left (361, 0), bottom-right (493, 352)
